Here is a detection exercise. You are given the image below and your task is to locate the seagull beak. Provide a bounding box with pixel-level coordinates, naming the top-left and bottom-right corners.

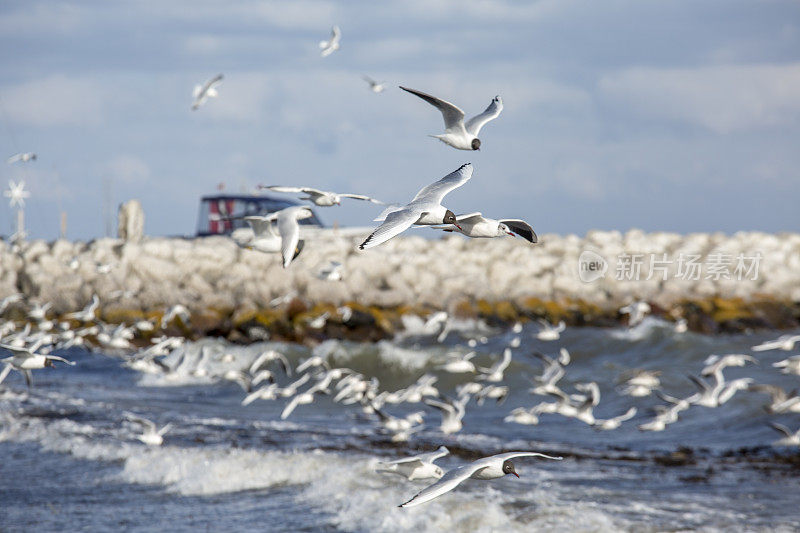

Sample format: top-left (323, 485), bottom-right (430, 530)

top-left (454, 223), bottom-right (463, 230)
top-left (506, 231), bottom-right (515, 237)
top-left (512, 472), bottom-right (519, 478)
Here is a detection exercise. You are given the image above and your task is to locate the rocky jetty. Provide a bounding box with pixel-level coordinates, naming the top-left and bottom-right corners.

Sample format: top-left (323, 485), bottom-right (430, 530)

top-left (1, 229), bottom-right (799, 341)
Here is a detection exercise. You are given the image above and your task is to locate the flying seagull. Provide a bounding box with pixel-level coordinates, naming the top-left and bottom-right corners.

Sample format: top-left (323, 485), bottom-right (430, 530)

top-left (260, 185), bottom-right (384, 206)
top-left (359, 163), bottom-right (472, 250)
top-left (432, 212), bottom-right (537, 243)
top-left (7, 152), bottom-right (37, 164)
top-left (192, 74), bottom-right (224, 110)
top-left (363, 75), bottom-right (385, 93)
top-left (400, 86), bottom-right (503, 151)
top-left (319, 26), bottom-right (341, 57)
top-left (399, 451), bottom-right (562, 508)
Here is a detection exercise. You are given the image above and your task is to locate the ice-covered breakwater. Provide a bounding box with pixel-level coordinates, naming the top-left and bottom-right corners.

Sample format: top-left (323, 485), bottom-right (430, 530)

top-left (1, 228), bottom-right (799, 338)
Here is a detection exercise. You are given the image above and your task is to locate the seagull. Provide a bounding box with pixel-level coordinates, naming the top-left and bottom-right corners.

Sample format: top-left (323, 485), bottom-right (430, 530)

top-left (376, 446), bottom-right (449, 481)
top-left (752, 334), bottom-right (800, 352)
top-left (241, 383), bottom-right (280, 406)
top-left (504, 407), bottom-right (542, 426)
top-left (240, 214), bottom-right (282, 253)
top-left (7, 152), bottom-right (37, 164)
top-left (277, 206), bottom-right (314, 268)
top-left (618, 369), bottom-right (661, 397)
top-left (620, 301), bottom-right (651, 327)
top-left (317, 261), bottom-right (343, 281)
top-left (319, 25), bottom-right (341, 57)
top-left (399, 451), bottom-right (562, 508)
top-left (536, 320), bottom-right (565, 341)
top-left (191, 73), bottom-right (223, 110)
top-left (769, 422), bottom-right (800, 446)
top-left (773, 355), bottom-right (800, 376)
top-left (437, 351), bottom-right (477, 373)
top-left (593, 407), bottom-right (638, 431)
top-left (748, 384), bottom-right (800, 414)
top-left (161, 304), bottom-right (190, 328)
top-left (4, 180), bottom-right (30, 208)
top-left (476, 348), bottom-right (512, 383)
top-left (65, 294), bottom-right (99, 322)
top-left (363, 75), bottom-right (385, 93)
top-left (424, 396), bottom-right (469, 434)
top-left (674, 318), bottom-right (688, 333)
top-left (0, 343), bottom-right (75, 387)
top-left (0, 293), bottom-right (23, 314)
top-left (400, 87), bottom-right (503, 151)
top-left (249, 349), bottom-right (291, 377)
top-left (125, 413), bottom-right (172, 446)
top-left (433, 212), bottom-right (537, 243)
top-left (359, 163), bottom-right (471, 250)
top-left (260, 185), bottom-right (384, 206)
top-left (701, 354), bottom-right (757, 377)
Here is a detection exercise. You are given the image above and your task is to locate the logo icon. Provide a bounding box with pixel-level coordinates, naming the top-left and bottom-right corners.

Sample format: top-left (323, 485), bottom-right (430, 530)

top-left (578, 250), bottom-right (608, 283)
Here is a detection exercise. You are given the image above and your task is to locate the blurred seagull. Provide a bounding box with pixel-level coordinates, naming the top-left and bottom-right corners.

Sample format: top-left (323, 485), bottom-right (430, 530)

top-left (260, 185), bottom-right (384, 206)
top-left (125, 413), bottom-right (172, 446)
top-left (376, 446), bottom-right (449, 481)
top-left (359, 163), bottom-right (471, 250)
top-left (7, 152), bottom-right (37, 164)
top-left (477, 348), bottom-right (512, 383)
top-left (432, 212), bottom-right (537, 243)
top-left (191, 73), bottom-right (223, 110)
top-left (773, 355), bottom-right (800, 376)
top-left (317, 261), bottom-right (343, 281)
top-left (65, 295), bottom-right (99, 322)
top-left (362, 75), bottom-right (385, 93)
top-left (400, 87), bottom-right (502, 151)
top-left (770, 422), bottom-right (800, 446)
top-left (0, 343), bottom-right (75, 387)
top-left (620, 301), bottom-right (651, 327)
top-left (536, 319), bottom-right (566, 341)
top-left (319, 26), bottom-right (341, 57)
top-left (752, 334), bottom-right (800, 352)
top-left (399, 452), bottom-right (561, 508)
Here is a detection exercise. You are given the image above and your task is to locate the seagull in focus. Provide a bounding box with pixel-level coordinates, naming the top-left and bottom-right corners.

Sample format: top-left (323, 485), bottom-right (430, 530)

top-left (4, 180), bottom-right (30, 208)
top-left (770, 422), bottom-right (800, 446)
top-left (191, 73), bottom-right (223, 110)
top-left (359, 163), bottom-right (471, 250)
top-left (620, 301), bottom-right (651, 327)
top-left (125, 413), bottom-right (172, 446)
top-left (400, 87), bottom-right (503, 151)
top-left (376, 446), bottom-right (449, 481)
top-left (0, 343), bottom-right (75, 387)
top-left (277, 206), bottom-right (315, 268)
top-left (260, 185), bottom-right (384, 206)
top-left (752, 334), bottom-right (800, 352)
top-left (363, 75), bottom-right (385, 93)
top-left (7, 152), bottom-right (37, 164)
top-left (399, 451), bottom-right (562, 508)
top-left (319, 26), bottom-right (341, 57)
top-left (536, 319), bottom-right (565, 341)
top-left (433, 212), bottom-right (537, 243)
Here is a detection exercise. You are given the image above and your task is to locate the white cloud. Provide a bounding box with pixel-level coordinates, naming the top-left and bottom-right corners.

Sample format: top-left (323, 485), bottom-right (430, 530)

top-left (598, 63), bottom-right (800, 133)
top-left (0, 75), bottom-right (108, 127)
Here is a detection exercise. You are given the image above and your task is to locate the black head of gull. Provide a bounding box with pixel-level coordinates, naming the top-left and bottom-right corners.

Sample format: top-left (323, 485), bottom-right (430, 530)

top-left (471, 138), bottom-right (481, 151)
top-left (443, 210), bottom-right (461, 229)
top-left (502, 459), bottom-right (519, 478)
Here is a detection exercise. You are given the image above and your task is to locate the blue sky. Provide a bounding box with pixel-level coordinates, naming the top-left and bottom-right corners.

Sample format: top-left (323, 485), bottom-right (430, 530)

top-left (1, 0), bottom-right (799, 240)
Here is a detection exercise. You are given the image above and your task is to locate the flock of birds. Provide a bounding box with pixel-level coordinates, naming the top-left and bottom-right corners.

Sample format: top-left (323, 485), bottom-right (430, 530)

top-left (4, 24), bottom-right (799, 508)
top-left (2, 286), bottom-right (800, 505)
top-left (185, 25), bottom-right (536, 269)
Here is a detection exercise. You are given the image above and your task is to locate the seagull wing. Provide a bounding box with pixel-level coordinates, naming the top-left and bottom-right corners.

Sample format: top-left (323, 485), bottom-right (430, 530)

top-left (339, 193), bottom-right (385, 204)
top-left (45, 355), bottom-right (75, 366)
top-left (499, 219), bottom-right (537, 243)
top-left (266, 186), bottom-right (311, 194)
top-left (399, 463), bottom-right (484, 507)
top-left (277, 208), bottom-right (304, 268)
top-left (415, 446), bottom-right (450, 464)
top-left (411, 163), bottom-right (473, 205)
top-left (245, 215), bottom-right (279, 237)
top-left (359, 207), bottom-right (421, 250)
top-left (464, 96), bottom-right (503, 136)
top-left (0, 343), bottom-right (32, 358)
top-left (400, 87), bottom-right (466, 132)
top-left (125, 412), bottom-right (156, 432)
top-left (770, 422), bottom-right (792, 437)
top-left (455, 212), bottom-right (484, 224)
